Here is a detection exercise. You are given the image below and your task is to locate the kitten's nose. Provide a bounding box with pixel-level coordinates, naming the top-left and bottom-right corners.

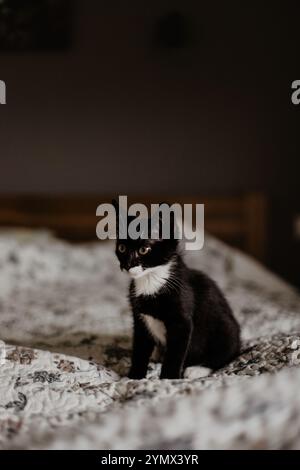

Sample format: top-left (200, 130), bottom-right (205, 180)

top-left (121, 262), bottom-right (136, 272)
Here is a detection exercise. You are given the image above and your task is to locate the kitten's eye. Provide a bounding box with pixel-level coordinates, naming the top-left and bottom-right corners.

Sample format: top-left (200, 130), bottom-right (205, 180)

top-left (118, 244), bottom-right (126, 253)
top-left (139, 246), bottom-right (151, 255)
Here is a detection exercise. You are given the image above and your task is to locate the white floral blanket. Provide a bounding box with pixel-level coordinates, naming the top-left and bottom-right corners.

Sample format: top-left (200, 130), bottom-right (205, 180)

top-left (0, 230), bottom-right (300, 449)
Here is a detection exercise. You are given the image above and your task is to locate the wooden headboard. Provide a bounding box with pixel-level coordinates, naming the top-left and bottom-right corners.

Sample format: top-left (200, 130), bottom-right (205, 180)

top-left (0, 192), bottom-right (267, 262)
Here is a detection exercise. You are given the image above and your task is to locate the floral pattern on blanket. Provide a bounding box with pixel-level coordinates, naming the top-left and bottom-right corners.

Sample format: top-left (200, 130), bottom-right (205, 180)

top-left (0, 230), bottom-right (300, 449)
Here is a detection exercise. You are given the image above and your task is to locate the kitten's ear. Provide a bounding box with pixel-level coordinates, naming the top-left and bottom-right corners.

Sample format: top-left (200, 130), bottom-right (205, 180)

top-left (159, 201), bottom-right (170, 209)
top-left (158, 201), bottom-right (172, 223)
top-left (150, 202), bottom-right (177, 240)
top-left (149, 203), bottom-right (166, 239)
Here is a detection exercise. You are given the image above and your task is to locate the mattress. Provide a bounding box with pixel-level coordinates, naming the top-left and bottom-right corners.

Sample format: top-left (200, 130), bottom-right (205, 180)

top-left (0, 230), bottom-right (300, 449)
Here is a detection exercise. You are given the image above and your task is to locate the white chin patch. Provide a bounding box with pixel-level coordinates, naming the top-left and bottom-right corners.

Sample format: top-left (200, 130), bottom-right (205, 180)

top-left (133, 261), bottom-right (173, 296)
top-left (128, 266), bottom-right (144, 278)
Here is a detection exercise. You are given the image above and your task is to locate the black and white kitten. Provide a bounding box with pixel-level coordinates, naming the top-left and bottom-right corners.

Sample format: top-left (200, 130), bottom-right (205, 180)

top-left (113, 201), bottom-right (241, 380)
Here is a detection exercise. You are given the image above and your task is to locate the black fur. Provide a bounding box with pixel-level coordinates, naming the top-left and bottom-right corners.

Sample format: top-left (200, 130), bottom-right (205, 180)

top-left (113, 201), bottom-right (241, 379)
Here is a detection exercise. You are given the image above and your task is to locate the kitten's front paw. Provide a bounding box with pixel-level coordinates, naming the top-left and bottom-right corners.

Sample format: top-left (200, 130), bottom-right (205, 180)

top-left (184, 366), bottom-right (211, 380)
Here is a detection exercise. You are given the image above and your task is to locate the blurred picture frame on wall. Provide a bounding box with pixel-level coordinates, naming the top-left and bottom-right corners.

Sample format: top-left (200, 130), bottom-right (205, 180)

top-left (0, 0), bottom-right (72, 51)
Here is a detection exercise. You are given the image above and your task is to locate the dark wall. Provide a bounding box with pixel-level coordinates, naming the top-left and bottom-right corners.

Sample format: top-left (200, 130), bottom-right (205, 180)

top-left (0, 1), bottom-right (299, 284)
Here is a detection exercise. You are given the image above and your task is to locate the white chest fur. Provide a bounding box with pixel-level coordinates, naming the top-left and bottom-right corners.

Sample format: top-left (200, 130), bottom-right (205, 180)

top-left (140, 314), bottom-right (166, 346)
top-left (133, 261), bottom-right (172, 296)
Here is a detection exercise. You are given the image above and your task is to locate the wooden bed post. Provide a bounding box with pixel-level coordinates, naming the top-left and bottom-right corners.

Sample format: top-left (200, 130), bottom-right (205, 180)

top-left (0, 192), bottom-right (267, 263)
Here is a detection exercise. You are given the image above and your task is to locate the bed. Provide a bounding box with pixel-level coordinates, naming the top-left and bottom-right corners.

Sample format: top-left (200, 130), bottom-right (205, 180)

top-left (0, 230), bottom-right (300, 449)
top-left (0, 220), bottom-right (300, 449)
top-left (0, 192), bottom-right (267, 260)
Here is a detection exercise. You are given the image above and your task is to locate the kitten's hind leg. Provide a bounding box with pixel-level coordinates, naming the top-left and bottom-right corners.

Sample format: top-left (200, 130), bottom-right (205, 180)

top-left (151, 344), bottom-right (164, 362)
top-left (184, 366), bottom-right (211, 380)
